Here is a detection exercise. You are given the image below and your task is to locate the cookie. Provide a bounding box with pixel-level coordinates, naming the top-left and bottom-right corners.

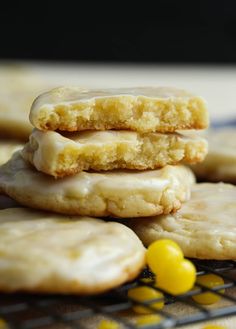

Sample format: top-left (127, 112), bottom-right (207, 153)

top-left (22, 129), bottom-right (208, 177)
top-left (191, 128), bottom-right (236, 183)
top-left (0, 208), bottom-right (145, 294)
top-left (129, 183), bottom-right (236, 259)
top-left (0, 152), bottom-right (195, 218)
top-left (0, 141), bottom-right (23, 166)
top-left (30, 86), bottom-right (208, 133)
top-left (0, 67), bottom-right (52, 140)
top-left (0, 91), bottom-right (33, 140)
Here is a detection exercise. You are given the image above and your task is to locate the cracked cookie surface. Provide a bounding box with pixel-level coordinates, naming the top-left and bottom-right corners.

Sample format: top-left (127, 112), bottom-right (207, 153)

top-left (129, 183), bottom-right (236, 259)
top-left (0, 208), bottom-right (145, 293)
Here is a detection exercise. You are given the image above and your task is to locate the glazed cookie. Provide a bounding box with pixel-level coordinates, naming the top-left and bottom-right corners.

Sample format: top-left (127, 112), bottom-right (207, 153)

top-left (0, 152), bottom-right (195, 218)
top-left (129, 183), bottom-right (236, 259)
top-left (22, 129), bottom-right (208, 177)
top-left (0, 208), bottom-right (145, 294)
top-left (30, 86), bottom-right (208, 133)
top-left (191, 128), bottom-right (236, 183)
top-left (0, 141), bottom-right (23, 165)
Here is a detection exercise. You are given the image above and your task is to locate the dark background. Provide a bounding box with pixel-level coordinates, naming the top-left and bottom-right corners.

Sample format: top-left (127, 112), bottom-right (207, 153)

top-left (1, 1), bottom-right (236, 63)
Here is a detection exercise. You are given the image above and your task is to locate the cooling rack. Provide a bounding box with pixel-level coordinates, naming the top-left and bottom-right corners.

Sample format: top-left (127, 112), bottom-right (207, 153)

top-left (1, 260), bottom-right (236, 329)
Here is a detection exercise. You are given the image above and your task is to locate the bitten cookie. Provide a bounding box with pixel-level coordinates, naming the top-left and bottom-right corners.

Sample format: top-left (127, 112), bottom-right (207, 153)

top-left (0, 152), bottom-right (195, 218)
top-left (30, 86), bottom-right (208, 133)
top-left (191, 128), bottom-right (236, 183)
top-left (0, 208), bottom-right (145, 294)
top-left (129, 183), bottom-right (236, 259)
top-left (22, 129), bottom-right (208, 177)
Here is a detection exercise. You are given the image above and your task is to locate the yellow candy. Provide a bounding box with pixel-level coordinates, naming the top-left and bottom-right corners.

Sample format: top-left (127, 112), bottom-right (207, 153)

top-left (139, 277), bottom-right (154, 284)
top-left (128, 286), bottom-right (164, 314)
top-left (192, 274), bottom-right (225, 305)
top-left (156, 259), bottom-right (196, 295)
top-left (97, 319), bottom-right (119, 329)
top-left (0, 319), bottom-right (8, 329)
top-left (146, 239), bottom-right (183, 275)
top-left (136, 314), bottom-right (161, 326)
top-left (202, 325), bottom-right (227, 329)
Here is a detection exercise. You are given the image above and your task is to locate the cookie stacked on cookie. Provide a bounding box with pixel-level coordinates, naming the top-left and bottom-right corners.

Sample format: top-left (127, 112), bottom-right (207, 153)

top-left (0, 86), bottom-right (208, 218)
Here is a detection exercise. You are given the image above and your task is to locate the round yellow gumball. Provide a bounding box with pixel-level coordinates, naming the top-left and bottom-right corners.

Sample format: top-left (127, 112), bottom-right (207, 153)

top-left (146, 239), bottom-right (183, 275)
top-left (192, 274), bottom-right (225, 305)
top-left (128, 286), bottom-right (164, 314)
top-left (156, 259), bottom-right (196, 295)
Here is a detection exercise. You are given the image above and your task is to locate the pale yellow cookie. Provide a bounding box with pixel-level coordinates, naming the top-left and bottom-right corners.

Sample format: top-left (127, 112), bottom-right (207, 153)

top-left (0, 141), bottom-right (23, 166)
top-left (0, 91), bottom-right (33, 140)
top-left (0, 152), bottom-right (195, 218)
top-left (129, 183), bottom-right (236, 259)
top-left (22, 129), bottom-right (208, 177)
top-left (0, 208), bottom-right (145, 294)
top-left (0, 67), bottom-right (52, 140)
top-left (30, 86), bottom-right (208, 133)
top-left (191, 128), bottom-right (236, 183)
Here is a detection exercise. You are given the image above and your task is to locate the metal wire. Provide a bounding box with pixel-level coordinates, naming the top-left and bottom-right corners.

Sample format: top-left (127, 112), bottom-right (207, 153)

top-left (1, 260), bottom-right (236, 329)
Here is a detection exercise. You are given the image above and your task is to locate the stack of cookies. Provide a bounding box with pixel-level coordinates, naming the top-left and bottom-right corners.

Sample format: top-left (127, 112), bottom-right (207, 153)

top-left (0, 86), bottom-right (208, 218)
top-left (0, 86), bottom-right (210, 294)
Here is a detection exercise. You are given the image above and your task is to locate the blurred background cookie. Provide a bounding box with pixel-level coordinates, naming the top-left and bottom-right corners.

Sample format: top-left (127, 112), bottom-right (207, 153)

top-left (0, 140), bottom-right (23, 166)
top-left (191, 128), bottom-right (236, 183)
top-left (0, 65), bottom-right (54, 141)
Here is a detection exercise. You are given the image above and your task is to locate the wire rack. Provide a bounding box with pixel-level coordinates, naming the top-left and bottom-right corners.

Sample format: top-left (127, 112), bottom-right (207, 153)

top-left (1, 260), bottom-right (236, 329)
